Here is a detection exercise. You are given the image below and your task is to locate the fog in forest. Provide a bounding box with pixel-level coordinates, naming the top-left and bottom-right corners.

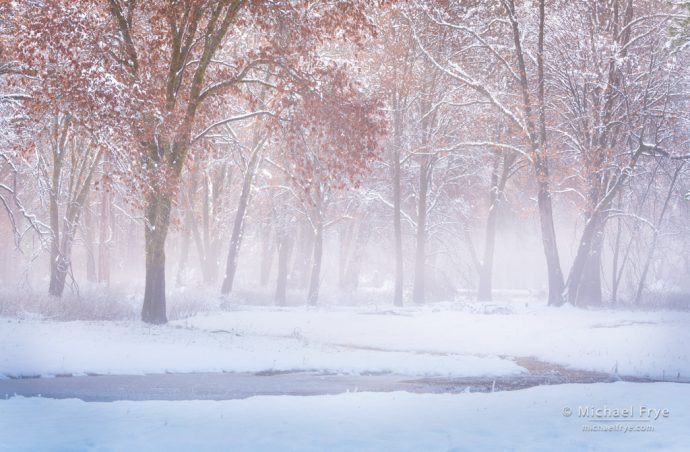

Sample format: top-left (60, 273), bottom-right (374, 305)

top-left (1, 0), bottom-right (689, 320)
top-left (4, 2), bottom-right (690, 450)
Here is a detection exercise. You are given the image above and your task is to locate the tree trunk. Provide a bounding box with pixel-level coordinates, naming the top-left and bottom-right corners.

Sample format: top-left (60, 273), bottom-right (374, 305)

top-left (176, 198), bottom-right (192, 286)
top-left (477, 150), bottom-right (513, 301)
top-left (220, 145), bottom-right (261, 295)
top-left (259, 218), bottom-right (275, 288)
top-left (47, 132), bottom-right (99, 297)
top-left (392, 94), bottom-right (404, 307)
top-left (48, 250), bottom-right (68, 297)
top-left (98, 172), bottom-right (111, 285)
top-left (566, 148), bottom-right (645, 306)
top-left (508, 0), bottom-right (565, 306)
top-left (307, 217), bottom-right (324, 306)
top-left (185, 170), bottom-right (210, 284)
top-left (205, 240), bottom-right (221, 284)
top-left (634, 163), bottom-right (683, 304)
top-left (344, 216), bottom-right (370, 292)
top-left (610, 192), bottom-right (624, 303)
top-left (412, 159), bottom-right (430, 304)
top-left (535, 159), bottom-right (565, 306)
top-left (83, 196), bottom-right (97, 283)
top-left (392, 148), bottom-right (404, 306)
top-left (565, 210), bottom-right (605, 306)
top-left (49, 205), bottom-right (89, 297)
top-left (141, 193), bottom-right (172, 324)
top-left (48, 138), bottom-right (62, 296)
top-left (477, 208), bottom-right (498, 301)
top-left (338, 220), bottom-right (355, 289)
top-left (275, 233), bottom-right (293, 306)
top-left (292, 220), bottom-right (314, 289)
top-left (576, 227), bottom-right (604, 306)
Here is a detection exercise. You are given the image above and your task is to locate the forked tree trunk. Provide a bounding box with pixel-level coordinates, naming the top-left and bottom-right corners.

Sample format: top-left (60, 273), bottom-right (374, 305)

top-left (142, 193), bottom-right (172, 325)
top-left (566, 212), bottom-right (605, 306)
top-left (566, 145), bottom-right (645, 306)
top-left (634, 164), bottom-right (683, 304)
top-left (47, 132), bottom-right (100, 297)
top-left (505, 0), bottom-right (565, 306)
top-left (49, 200), bottom-right (92, 297)
top-left (221, 145), bottom-right (262, 295)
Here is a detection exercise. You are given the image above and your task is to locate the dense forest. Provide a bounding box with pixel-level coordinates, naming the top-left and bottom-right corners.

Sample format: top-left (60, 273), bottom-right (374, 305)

top-left (1, 0), bottom-right (690, 324)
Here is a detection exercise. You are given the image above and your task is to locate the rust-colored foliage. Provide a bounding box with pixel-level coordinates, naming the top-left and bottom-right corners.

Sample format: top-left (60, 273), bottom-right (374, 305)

top-left (6, 0), bottom-right (387, 199)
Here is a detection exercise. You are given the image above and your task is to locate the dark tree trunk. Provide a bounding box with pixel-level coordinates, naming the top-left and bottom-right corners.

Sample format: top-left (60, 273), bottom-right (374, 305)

top-left (142, 194), bottom-right (171, 325)
top-left (143, 254), bottom-right (166, 324)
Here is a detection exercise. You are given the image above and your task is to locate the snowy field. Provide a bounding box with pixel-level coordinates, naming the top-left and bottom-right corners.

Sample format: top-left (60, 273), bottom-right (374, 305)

top-left (2, 299), bottom-right (690, 450)
top-left (2, 382), bottom-right (689, 451)
top-left (1, 300), bottom-right (689, 379)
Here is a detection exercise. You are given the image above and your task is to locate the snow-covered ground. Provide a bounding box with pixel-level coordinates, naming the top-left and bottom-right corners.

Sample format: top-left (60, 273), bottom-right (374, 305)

top-left (1, 300), bottom-right (689, 379)
top-left (2, 300), bottom-right (689, 450)
top-left (2, 382), bottom-right (689, 451)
